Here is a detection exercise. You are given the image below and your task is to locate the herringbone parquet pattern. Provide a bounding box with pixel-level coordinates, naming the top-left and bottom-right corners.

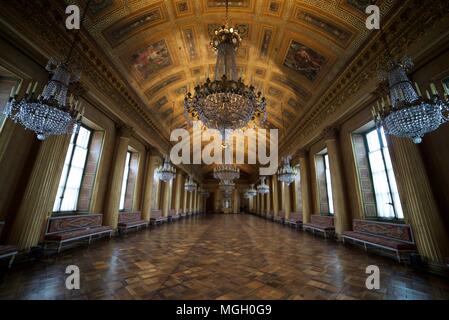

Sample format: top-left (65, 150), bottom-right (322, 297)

top-left (1, 214), bottom-right (449, 300)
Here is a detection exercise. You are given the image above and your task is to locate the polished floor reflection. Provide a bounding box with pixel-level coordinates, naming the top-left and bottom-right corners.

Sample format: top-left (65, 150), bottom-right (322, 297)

top-left (1, 214), bottom-right (449, 300)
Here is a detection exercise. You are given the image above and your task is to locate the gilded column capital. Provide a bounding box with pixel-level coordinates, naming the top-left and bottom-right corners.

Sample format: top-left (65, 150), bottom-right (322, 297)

top-left (297, 149), bottom-right (309, 159)
top-left (323, 126), bottom-right (339, 141)
top-left (117, 125), bottom-right (134, 139)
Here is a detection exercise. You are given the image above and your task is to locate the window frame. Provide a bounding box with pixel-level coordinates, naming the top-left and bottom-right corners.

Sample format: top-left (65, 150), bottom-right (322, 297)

top-left (119, 151), bottom-right (132, 212)
top-left (363, 127), bottom-right (404, 221)
top-left (53, 125), bottom-right (93, 214)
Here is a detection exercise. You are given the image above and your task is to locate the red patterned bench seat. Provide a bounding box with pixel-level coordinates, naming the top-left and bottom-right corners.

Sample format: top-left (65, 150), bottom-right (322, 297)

top-left (303, 215), bottom-right (335, 238)
top-left (342, 219), bottom-right (417, 262)
top-left (288, 212), bottom-right (303, 228)
top-left (168, 209), bottom-right (180, 222)
top-left (274, 211), bottom-right (285, 224)
top-left (43, 214), bottom-right (112, 253)
top-left (150, 210), bottom-right (168, 225)
top-left (118, 212), bottom-right (148, 234)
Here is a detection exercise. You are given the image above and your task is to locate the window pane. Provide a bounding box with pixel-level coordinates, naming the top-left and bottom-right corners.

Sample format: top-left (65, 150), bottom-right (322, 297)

top-left (366, 128), bottom-right (404, 219)
top-left (119, 152), bottom-right (131, 211)
top-left (53, 126), bottom-right (92, 212)
top-left (76, 127), bottom-right (91, 148)
top-left (324, 154), bottom-right (334, 214)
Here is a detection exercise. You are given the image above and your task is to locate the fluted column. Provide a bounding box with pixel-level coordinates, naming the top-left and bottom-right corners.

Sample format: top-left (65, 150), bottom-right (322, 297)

top-left (271, 174), bottom-right (279, 216)
top-left (388, 136), bottom-right (449, 265)
top-left (142, 151), bottom-right (161, 221)
top-left (232, 189), bottom-right (239, 213)
top-left (280, 181), bottom-right (290, 219)
top-left (256, 193), bottom-right (260, 214)
top-left (324, 127), bottom-right (350, 236)
top-left (173, 172), bottom-right (183, 214)
top-left (189, 189), bottom-right (194, 213)
top-left (299, 150), bottom-right (312, 223)
top-left (8, 135), bottom-right (71, 251)
top-left (182, 178), bottom-right (188, 213)
top-left (161, 179), bottom-right (173, 217)
top-left (266, 177), bottom-right (271, 215)
top-left (103, 126), bottom-right (133, 230)
top-left (195, 190), bottom-right (200, 213)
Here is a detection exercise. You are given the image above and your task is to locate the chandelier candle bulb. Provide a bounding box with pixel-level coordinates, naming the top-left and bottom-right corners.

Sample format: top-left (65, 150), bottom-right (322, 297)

top-left (443, 82), bottom-right (449, 95)
top-left (9, 86), bottom-right (15, 98)
top-left (31, 81), bottom-right (38, 94)
top-left (426, 90), bottom-right (431, 99)
top-left (15, 81), bottom-right (22, 96)
top-left (415, 82), bottom-right (422, 96)
top-left (430, 83), bottom-right (438, 96)
top-left (25, 82), bottom-right (32, 95)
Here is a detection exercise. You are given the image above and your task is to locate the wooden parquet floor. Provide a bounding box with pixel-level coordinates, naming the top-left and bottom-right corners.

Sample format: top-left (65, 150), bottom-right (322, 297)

top-left (1, 214), bottom-right (449, 300)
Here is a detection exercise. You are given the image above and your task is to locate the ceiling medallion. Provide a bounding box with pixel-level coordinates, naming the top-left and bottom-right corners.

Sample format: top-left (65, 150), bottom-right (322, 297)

top-left (373, 44), bottom-right (449, 144)
top-left (184, 0), bottom-right (266, 137)
top-left (257, 177), bottom-right (270, 194)
top-left (277, 155), bottom-right (298, 186)
top-left (213, 164), bottom-right (240, 181)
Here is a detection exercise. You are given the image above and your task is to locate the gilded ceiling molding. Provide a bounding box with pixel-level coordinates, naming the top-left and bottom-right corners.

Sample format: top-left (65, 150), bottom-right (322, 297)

top-left (281, 0), bottom-right (449, 154)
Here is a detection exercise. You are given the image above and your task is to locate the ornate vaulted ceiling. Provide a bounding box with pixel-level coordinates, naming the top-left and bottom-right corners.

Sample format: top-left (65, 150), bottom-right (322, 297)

top-left (80, 0), bottom-right (394, 134)
top-left (1, 0), bottom-right (405, 180)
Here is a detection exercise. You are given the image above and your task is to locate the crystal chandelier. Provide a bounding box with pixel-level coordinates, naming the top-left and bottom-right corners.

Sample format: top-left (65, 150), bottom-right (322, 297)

top-left (246, 184), bottom-right (257, 198)
top-left (257, 177), bottom-right (270, 194)
top-left (3, 2), bottom-right (94, 141)
top-left (219, 180), bottom-right (235, 193)
top-left (156, 155), bottom-right (176, 182)
top-left (185, 175), bottom-right (197, 193)
top-left (184, 0), bottom-right (266, 136)
top-left (373, 56), bottom-right (449, 144)
top-left (213, 164), bottom-right (240, 181)
top-left (4, 60), bottom-right (83, 141)
top-left (277, 155), bottom-right (298, 186)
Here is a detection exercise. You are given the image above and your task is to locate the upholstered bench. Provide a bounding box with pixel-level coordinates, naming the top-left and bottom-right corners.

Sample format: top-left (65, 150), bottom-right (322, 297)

top-left (168, 209), bottom-right (180, 222)
top-left (266, 211), bottom-right (274, 221)
top-left (0, 221), bottom-right (18, 268)
top-left (342, 219), bottom-right (417, 263)
top-left (118, 212), bottom-right (147, 234)
top-left (179, 211), bottom-right (186, 219)
top-left (288, 212), bottom-right (303, 228)
top-left (274, 211), bottom-right (286, 224)
top-left (150, 210), bottom-right (168, 225)
top-left (43, 214), bottom-right (112, 253)
top-left (303, 215), bottom-right (335, 238)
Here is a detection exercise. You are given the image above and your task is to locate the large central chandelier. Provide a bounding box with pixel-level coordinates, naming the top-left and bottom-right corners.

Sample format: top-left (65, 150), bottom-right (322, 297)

top-left (184, 0), bottom-right (266, 136)
top-left (213, 164), bottom-right (240, 181)
top-left (185, 175), bottom-right (197, 193)
top-left (278, 155), bottom-right (298, 186)
top-left (156, 155), bottom-right (176, 182)
top-left (3, 1), bottom-right (94, 140)
top-left (257, 177), bottom-right (270, 194)
top-left (373, 55), bottom-right (449, 144)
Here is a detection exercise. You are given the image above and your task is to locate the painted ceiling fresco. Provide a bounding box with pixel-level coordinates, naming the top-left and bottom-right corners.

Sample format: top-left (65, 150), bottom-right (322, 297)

top-left (79, 0), bottom-right (396, 175)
